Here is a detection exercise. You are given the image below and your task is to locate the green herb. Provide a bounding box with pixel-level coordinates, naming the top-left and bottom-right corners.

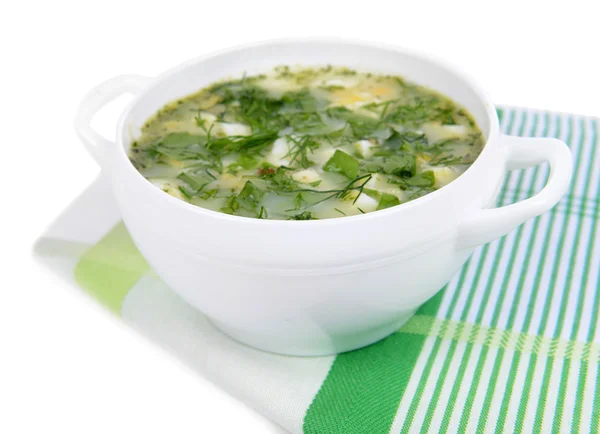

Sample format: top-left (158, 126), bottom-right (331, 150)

top-left (290, 174), bottom-right (372, 210)
top-left (177, 170), bottom-right (214, 194)
top-left (162, 132), bottom-right (205, 147)
top-left (238, 181), bottom-right (264, 205)
top-left (405, 170), bottom-right (435, 187)
top-left (217, 85), bottom-right (284, 132)
top-left (151, 133), bottom-right (208, 160)
top-left (326, 107), bottom-right (381, 139)
top-left (286, 136), bottom-right (320, 169)
top-left (220, 181), bottom-right (265, 217)
top-left (383, 154), bottom-right (416, 178)
top-left (178, 186), bottom-right (192, 199)
top-left (206, 131), bottom-right (278, 155)
top-left (363, 154), bottom-right (416, 178)
top-left (258, 206), bottom-right (268, 219)
top-left (293, 193), bottom-right (306, 210)
top-left (228, 155), bottom-right (258, 173)
top-left (377, 193), bottom-right (401, 210)
top-left (195, 113), bottom-right (209, 132)
top-left (363, 188), bottom-right (381, 200)
top-left (198, 189), bottom-right (218, 200)
top-left (323, 150), bottom-right (360, 179)
top-left (260, 166), bottom-right (298, 193)
top-left (409, 187), bottom-right (435, 200)
top-left (384, 130), bottom-right (428, 151)
top-left (287, 211), bottom-right (313, 220)
top-left (131, 66), bottom-right (484, 220)
top-left (220, 194), bottom-right (240, 215)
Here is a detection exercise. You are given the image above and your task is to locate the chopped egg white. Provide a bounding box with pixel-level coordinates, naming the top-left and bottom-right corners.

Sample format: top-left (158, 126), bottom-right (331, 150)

top-left (365, 173), bottom-right (387, 190)
top-left (292, 169), bottom-right (321, 184)
top-left (150, 179), bottom-right (185, 200)
top-left (312, 148), bottom-right (336, 165)
top-left (430, 166), bottom-right (458, 188)
top-left (257, 77), bottom-right (302, 96)
top-left (353, 193), bottom-right (379, 212)
top-left (266, 137), bottom-right (292, 166)
top-left (197, 111), bottom-right (217, 125)
top-left (365, 174), bottom-right (404, 197)
top-left (320, 77), bottom-right (359, 88)
top-left (354, 140), bottom-right (373, 158)
top-left (270, 137), bottom-right (290, 157)
top-left (215, 122), bottom-right (252, 137)
top-left (220, 173), bottom-right (246, 190)
top-left (421, 122), bottom-right (469, 142)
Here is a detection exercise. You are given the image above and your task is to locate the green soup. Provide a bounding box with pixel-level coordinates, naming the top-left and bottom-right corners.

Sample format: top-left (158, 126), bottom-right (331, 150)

top-left (129, 66), bottom-right (484, 220)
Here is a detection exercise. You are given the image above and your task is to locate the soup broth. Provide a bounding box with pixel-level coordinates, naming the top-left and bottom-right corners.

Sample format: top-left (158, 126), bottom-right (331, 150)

top-left (129, 66), bottom-right (484, 220)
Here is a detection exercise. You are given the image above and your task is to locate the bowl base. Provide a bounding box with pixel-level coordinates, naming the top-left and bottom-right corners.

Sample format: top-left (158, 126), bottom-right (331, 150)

top-left (208, 310), bottom-right (418, 357)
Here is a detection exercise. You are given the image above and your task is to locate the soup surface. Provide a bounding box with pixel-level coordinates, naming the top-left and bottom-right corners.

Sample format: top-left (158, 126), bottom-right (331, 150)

top-left (129, 66), bottom-right (484, 220)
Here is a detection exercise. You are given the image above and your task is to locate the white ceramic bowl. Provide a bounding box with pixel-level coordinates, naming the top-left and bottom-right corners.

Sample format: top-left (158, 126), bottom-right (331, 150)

top-left (75, 39), bottom-right (572, 356)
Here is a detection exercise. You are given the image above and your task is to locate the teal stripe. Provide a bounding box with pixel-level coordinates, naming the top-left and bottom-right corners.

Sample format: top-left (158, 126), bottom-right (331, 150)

top-left (457, 110), bottom-right (530, 432)
top-left (397, 264), bottom-right (472, 433)
top-left (401, 109), bottom-right (518, 433)
top-left (512, 114), bottom-right (569, 433)
top-left (397, 250), bottom-right (481, 433)
top-left (551, 117), bottom-right (597, 433)
top-left (440, 110), bottom-right (522, 434)
top-left (494, 112), bottom-right (550, 433)
top-left (437, 252), bottom-right (493, 433)
top-left (474, 112), bottom-right (544, 433)
top-left (568, 117), bottom-right (599, 433)
top-left (532, 117), bottom-right (587, 433)
top-left (430, 110), bottom-right (535, 430)
top-left (582, 118), bottom-right (600, 434)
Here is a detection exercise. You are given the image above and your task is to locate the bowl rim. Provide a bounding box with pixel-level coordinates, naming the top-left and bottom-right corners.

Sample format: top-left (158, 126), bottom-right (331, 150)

top-left (114, 37), bottom-right (500, 226)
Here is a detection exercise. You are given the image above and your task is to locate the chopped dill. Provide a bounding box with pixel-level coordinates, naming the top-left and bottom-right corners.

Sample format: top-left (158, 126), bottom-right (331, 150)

top-left (129, 66), bottom-right (484, 220)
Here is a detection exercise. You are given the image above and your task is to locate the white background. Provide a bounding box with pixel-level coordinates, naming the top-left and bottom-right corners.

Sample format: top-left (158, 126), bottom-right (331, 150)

top-left (2, 1), bottom-right (599, 433)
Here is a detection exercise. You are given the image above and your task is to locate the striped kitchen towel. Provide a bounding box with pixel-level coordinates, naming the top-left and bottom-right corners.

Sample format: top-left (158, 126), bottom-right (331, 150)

top-left (35, 107), bottom-right (600, 433)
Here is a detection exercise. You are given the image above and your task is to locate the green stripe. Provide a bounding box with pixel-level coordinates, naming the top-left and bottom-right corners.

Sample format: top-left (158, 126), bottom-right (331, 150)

top-left (456, 110), bottom-right (530, 432)
top-left (592, 329), bottom-right (600, 434)
top-left (397, 110), bottom-right (511, 432)
top-left (533, 117), bottom-right (588, 433)
top-left (401, 109), bottom-right (519, 433)
top-left (399, 249), bottom-right (478, 433)
top-left (438, 250), bottom-right (503, 434)
top-left (440, 110), bottom-right (535, 430)
top-left (512, 114), bottom-right (569, 433)
top-left (494, 112), bottom-right (550, 433)
top-left (435, 109), bottom-right (519, 434)
top-left (399, 243), bottom-right (484, 433)
top-left (302, 292), bottom-right (446, 434)
top-left (552, 117), bottom-right (597, 433)
top-left (572, 118), bottom-right (599, 433)
top-left (474, 112), bottom-right (540, 433)
top-left (571, 361), bottom-right (590, 433)
top-left (74, 222), bottom-right (149, 314)
top-left (585, 118), bottom-right (600, 434)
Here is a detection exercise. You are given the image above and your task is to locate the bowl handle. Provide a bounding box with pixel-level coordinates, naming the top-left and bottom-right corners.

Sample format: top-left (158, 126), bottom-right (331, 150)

top-left (74, 75), bottom-right (151, 167)
top-left (457, 135), bottom-right (573, 249)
